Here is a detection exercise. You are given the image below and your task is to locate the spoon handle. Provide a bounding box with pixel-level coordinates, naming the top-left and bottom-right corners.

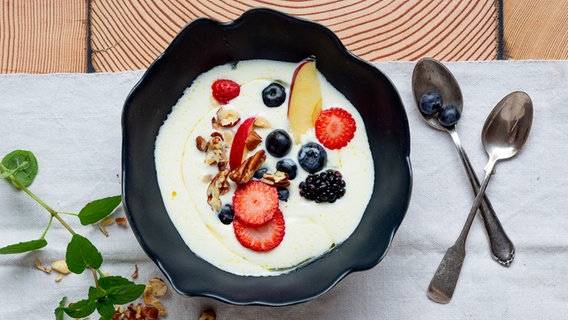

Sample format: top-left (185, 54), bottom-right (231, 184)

top-left (428, 163), bottom-right (495, 303)
top-left (448, 128), bottom-right (515, 266)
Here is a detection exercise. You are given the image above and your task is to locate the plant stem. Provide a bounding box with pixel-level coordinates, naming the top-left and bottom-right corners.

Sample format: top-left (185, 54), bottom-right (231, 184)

top-left (0, 164), bottom-right (76, 235)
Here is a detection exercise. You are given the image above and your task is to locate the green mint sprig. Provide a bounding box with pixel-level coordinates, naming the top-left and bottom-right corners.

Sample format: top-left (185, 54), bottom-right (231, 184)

top-left (0, 150), bottom-right (145, 319)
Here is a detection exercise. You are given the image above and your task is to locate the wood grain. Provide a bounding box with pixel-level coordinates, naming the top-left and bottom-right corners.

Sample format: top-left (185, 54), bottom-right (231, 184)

top-left (90, 0), bottom-right (499, 72)
top-left (502, 0), bottom-right (568, 60)
top-left (0, 0), bottom-right (87, 73)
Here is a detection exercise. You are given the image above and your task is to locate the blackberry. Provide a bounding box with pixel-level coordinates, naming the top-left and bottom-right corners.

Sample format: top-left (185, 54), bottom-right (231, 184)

top-left (299, 169), bottom-right (346, 203)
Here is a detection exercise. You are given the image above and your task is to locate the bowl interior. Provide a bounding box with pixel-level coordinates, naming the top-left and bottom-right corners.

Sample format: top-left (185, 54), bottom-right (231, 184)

top-left (122, 8), bottom-right (412, 306)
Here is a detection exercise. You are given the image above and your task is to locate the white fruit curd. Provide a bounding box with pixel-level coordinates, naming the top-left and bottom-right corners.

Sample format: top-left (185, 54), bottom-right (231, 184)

top-left (155, 59), bottom-right (374, 276)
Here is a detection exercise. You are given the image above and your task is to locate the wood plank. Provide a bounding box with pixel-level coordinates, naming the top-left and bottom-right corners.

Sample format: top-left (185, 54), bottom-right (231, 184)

top-left (502, 0), bottom-right (568, 60)
top-left (0, 0), bottom-right (88, 73)
top-left (90, 0), bottom-right (499, 72)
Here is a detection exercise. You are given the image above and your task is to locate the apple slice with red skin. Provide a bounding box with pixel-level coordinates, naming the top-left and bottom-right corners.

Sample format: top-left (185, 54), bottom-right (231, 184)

top-left (288, 57), bottom-right (323, 143)
top-left (229, 116), bottom-right (256, 170)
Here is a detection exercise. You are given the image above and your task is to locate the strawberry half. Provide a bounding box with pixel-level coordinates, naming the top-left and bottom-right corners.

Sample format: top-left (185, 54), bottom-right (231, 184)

top-left (232, 181), bottom-right (279, 226)
top-left (315, 107), bottom-right (357, 150)
top-left (233, 209), bottom-right (285, 252)
top-left (211, 79), bottom-right (240, 104)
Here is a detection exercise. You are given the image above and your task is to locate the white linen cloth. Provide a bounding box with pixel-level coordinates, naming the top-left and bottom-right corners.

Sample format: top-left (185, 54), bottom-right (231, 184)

top-left (0, 60), bottom-right (567, 319)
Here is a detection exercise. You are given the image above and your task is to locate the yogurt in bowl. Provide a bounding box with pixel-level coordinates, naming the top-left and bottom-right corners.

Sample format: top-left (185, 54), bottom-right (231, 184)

top-left (154, 58), bottom-right (374, 276)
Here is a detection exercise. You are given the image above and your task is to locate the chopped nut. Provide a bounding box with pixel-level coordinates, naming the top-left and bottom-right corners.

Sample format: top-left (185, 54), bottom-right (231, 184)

top-left (261, 171), bottom-right (290, 187)
top-left (131, 264), bottom-right (139, 279)
top-left (253, 116), bottom-right (271, 128)
top-left (151, 300), bottom-right (167, 317)
top-left (223, 131), bottom-right (234, 145)
top-left (149, 277), bottom-right (168, 297)
top-left (51, 259), bottom-right (70, 275)
top-left (115, 217), bottom-right (128, 226)
top-left (216, 106), bottom-right (241, 127)
top-left (245, 130), bottom-right (262, 151)
top-left (35, 258), bottom-right (51, 274)
top-left (210, 131), bottom-right (224, 140)
top-left (55, 273), bottom-right (63, 282)
top-left (207, 169), bottom-right (230, 211)
top-left (204, 135), bottom-right (228, 168)
top-left (99, 217), bottom-right (116, 236)
top-left (99, 225), bottom-right (109, 236)
top-left (210, 96), bottom-right (221, 107)
top-left (199, 310), bottom-right (216, 320)
top-left (196, 136), bottom-right (208, 151)
top-left (202, 174), bottom-right (212, 183)
top-left (211, 116), bottom-right (220, 130)
top-left (143, 284), bottom-right (153, 304)
top-left (229, 150), bottom-right (266, 185)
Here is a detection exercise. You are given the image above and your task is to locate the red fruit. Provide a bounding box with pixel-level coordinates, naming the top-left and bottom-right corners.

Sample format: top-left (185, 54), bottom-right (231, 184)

top-left (211, 79), bottom-right (240, 104)
top-left (229, 116), bottom-right (256, 170)
top-left (232, 181), bottom-right (279, 226)
top-left (315, 107), bottom-right (357, 150)
top-left (233, 209), bottom-right (285, 252)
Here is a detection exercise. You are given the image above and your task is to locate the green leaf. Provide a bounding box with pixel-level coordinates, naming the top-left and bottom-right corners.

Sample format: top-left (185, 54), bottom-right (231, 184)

top-left (97, 299), bottom-right (117, 319)
top-left (54, 297), bottom-right (66, 320)
top-left (99, 275), bottom-right (135, 290)
top-left (88, 286), bottom-right (107, 300)
top-left (1, 150), bottom-right (38, 188)
top-left (78, 195), bottom-right (122, 225)
top-left (0, 238), bottom-right (47, 254)
top-left (62, 298), bottom-right (97, 318)
top-left (65, 234), bottom-right (103, 274)
top-left (106, 283), bottom-right (146, 305)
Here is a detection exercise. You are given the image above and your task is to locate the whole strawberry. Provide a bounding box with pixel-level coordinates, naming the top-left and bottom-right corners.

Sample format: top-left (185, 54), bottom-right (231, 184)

top-left (211, 79), bottom-right (240, 104)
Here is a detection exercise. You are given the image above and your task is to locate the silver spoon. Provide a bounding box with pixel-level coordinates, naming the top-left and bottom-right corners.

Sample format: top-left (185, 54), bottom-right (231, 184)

top-left (412, 57), bottom-right (515, 266)
top-left (427, 91), bottom-right (533, 304)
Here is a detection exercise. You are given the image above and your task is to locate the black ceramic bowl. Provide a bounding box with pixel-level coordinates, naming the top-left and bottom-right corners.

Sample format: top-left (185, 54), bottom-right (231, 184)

top-left (122, 8), bottom-right (411, 306)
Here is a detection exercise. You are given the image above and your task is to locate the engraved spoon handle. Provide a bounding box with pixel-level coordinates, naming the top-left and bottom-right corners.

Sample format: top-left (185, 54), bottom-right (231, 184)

top-left (448, 128), bottom-right (515, 266)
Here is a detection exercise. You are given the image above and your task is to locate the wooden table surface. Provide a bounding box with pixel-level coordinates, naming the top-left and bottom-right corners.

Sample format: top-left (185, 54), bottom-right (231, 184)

top-left (1, 0), bottom-right (567, 74)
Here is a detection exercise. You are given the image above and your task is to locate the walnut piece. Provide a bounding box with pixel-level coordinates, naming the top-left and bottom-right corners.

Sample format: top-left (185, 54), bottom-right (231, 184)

top-left (229, 150), bottom-right (266, 185)
top-left (148, 278), bottom-right (167, 297)
top-left (261, 171), bottom-right (290, 187)
top-left (216, 106), bottom-right (241, 127)
top-left (207, 169), bottom-right (230, 211)
top-left (203, 135), bottom-right (228, 169)
top-left (198, 310), bottom-right (216, 320)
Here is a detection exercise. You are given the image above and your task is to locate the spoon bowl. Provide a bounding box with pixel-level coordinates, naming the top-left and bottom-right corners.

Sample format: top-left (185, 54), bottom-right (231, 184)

top-left (482, 91), bottom-right (533, 162)
top-left (412, 57), bottom-right (463, 131)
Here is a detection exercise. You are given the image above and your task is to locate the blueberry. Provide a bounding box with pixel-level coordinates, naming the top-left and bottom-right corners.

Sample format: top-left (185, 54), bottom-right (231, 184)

top-left (265, 129), bottom-right (292, 157)
top-left (218, 204), bottom-right (234, 225)
top-left (419, 92), bottom-right (443, 115)
top-left (277, 187), bottom-right (289, 202)
top-left (298, 142), bottom-right (327, 173)
top-left (276, 158), bottom-right (298, 180)
top-left (262, 82), bottom-right (286, 108)
top-left (438, 104), bottom-right (461, 127)
top-left (253, 167), bottom-right (268, 179)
